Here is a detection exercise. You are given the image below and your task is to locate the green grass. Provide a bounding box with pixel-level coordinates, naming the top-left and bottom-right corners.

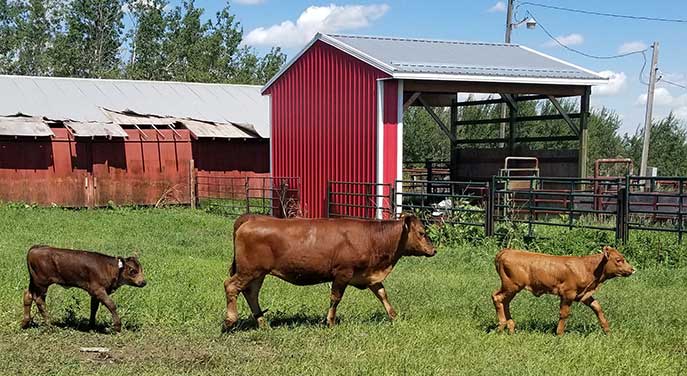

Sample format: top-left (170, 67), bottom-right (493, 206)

top-left (1, 205), bottom-right (686, 375)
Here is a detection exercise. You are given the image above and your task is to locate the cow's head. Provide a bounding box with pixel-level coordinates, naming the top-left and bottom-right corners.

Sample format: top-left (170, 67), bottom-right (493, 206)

top-left (119, 256), bottom-right (147, 287)
top-left (601, 246), bottom-right (635, 278)
top-left (401, 214), bottom-right (436, 257)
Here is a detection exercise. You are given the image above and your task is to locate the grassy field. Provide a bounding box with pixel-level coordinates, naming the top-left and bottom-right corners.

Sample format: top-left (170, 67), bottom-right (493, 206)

top-left (1, 205), bottom-right (686, 375)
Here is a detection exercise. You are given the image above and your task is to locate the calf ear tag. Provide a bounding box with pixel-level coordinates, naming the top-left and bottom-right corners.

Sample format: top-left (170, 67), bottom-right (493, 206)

top-left (118, 259), bottom-right (124, 269)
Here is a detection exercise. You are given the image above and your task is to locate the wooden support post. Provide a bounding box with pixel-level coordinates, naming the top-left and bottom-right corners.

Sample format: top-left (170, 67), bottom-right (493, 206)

top-left (189, 159), bottom-right (196, 209)
top-left (450, 98), bottom-right (459, 181)
top-left (579, 87), bottom-right (591, 178)
top-left (508, 94), bottom-right (518, 154)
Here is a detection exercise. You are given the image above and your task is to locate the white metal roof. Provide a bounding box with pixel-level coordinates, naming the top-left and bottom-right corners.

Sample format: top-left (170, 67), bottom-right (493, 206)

top-left (0, 116), bottom-right (54, 137)
top-left (263, 33), bottom-right (607, 92)
top-left (0, 75), bottom-right (270, 137)
top-left (180, 119), bottom-right (256, 139)
top-left (64, 121), bottom-right (128, 138)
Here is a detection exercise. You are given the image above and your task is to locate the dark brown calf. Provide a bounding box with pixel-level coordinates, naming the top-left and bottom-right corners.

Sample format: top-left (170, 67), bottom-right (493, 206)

top-left (492, 246), bottom-right (634, 336)
top-left (21, 245), bottom-right (146, 332)
top-left (224, 214), bottom-right (435, 330)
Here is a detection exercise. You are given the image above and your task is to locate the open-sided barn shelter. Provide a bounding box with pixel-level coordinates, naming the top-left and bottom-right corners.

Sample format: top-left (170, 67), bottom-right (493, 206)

top-left (0, 75), bottom-right (269, 207)
top-left (263, 33), bottom-right (607, 218)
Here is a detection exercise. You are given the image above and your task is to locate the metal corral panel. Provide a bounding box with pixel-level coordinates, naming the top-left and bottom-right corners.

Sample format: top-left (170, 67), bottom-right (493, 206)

top-left (265, 40), bottom-right (389, 218)
top-left (0, 116), bottom-right (54, 137)
top-left (180, 119), bottom-right (255, 139)
top-left (0, 75), bottom-right (270, 137)
top-left (64, 121), bottom-right (128, 138)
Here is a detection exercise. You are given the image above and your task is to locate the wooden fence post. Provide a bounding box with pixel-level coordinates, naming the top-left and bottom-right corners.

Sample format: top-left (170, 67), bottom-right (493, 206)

top-left (189, 159), bottom-right (196, 209)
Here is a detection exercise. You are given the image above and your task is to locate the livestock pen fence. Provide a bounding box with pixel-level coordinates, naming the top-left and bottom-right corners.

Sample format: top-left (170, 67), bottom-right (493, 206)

top-left (193, 174), bottom-right (301, 218)
top-left (325, 176), bottom-right (687, 244)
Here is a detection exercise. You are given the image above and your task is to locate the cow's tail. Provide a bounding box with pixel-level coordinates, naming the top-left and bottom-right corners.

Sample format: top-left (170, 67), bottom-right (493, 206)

top-left (230, 214), bottom-right (254, 276)
top-left (494, 248), bottom-right (509, 273)
top-left (26, 245), bottom-right (44, 289)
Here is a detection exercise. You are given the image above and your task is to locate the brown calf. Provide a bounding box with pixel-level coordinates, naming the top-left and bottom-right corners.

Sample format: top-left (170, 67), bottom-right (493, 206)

top-left (492, 246), bottom-right (634, 336)
top-left (21, 245), bottom-right (147, 332)
top-left (224, 214), bottom-right (435, 330)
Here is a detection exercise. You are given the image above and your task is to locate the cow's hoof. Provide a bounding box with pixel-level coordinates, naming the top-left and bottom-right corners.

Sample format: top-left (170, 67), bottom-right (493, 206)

top-left (222, 320), bottom-right (236, 333)
top-left (256, 317), bottom-right (270, 330)
top-left (20, 319), bottom-right (32, 329)
top-left (112, 324), bottom-right (122, 333)
top-left (506, 320), bottom-right (515, 334)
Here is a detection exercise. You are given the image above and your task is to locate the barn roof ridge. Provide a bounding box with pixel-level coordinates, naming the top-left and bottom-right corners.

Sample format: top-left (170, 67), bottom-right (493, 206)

top-left (325, 33), bottom-right (518, 48)
top-left (262, 33), bottom-right (607, 93)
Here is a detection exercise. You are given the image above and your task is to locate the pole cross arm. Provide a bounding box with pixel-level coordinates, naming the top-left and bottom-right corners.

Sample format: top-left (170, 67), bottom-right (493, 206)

top-left (547, 95), bottom-right (579, 136)
top-left (417, 95), bottom-right (457, 143)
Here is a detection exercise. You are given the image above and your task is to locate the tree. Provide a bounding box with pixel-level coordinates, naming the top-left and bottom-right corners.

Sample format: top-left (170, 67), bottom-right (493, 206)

top-left (52, 0), bottom-right (124, 78)
top-left (124, 0), bottom-right (167, 80)
top-left (0, 0), bottom-right (21, 73)
top-left (625, 113), bottom-right (687, 176)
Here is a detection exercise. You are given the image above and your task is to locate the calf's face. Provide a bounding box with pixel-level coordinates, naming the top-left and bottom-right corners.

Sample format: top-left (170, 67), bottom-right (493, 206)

top-left (402, 215), bottom-right (436, 257)
top-left (121, 257), bottom-right (147, 287)
top-left (602, 246), bottom-right (635, 277)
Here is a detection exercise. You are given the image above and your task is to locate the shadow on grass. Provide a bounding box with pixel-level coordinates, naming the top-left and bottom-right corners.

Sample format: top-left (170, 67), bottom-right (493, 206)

top-left (481, 318), bottom-right (602, 336)
top-left (50, 313), bottom-right (142, 334)
top-left (222, 310), bottom-right (394, 333)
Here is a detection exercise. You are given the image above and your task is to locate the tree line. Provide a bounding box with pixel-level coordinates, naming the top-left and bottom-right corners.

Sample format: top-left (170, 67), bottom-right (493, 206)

top-left (403, 98), bottom-right (687, 176)
top-left (0, 0), bottom-right (285, 84)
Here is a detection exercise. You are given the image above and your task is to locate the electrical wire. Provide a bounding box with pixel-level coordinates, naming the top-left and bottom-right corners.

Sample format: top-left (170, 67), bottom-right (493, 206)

top-left (529, 13), bottom-right (650, 59)
top-left (658, 76), bottom-right (687, 90)
top-left (519, 1), bottom-right (687, 23)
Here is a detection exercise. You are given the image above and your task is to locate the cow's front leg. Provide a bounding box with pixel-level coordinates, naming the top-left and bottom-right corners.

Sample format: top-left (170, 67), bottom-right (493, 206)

top-left (89, 296), bottom-right (100, 329)
top-left (582, 296), bottom-right (610, 334)
top-left (556, 298), bottom-right (573, 336)
top-left (327, 281), bottom-right (347, 328)
top-left (369, 283), bottom-right (396, 321)
top-left (95, 290), bottom-right (121, 332)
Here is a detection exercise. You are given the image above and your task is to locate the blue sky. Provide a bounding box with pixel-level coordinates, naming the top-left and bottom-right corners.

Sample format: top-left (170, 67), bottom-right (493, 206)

top-left (186, 0), bottom-right (687, 134)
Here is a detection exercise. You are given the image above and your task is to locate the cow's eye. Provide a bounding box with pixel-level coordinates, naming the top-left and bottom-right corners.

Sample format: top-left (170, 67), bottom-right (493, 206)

top-left (616, 258), bottom-right (623, 263)
top-left (129, 270), bottom-right (137, 276)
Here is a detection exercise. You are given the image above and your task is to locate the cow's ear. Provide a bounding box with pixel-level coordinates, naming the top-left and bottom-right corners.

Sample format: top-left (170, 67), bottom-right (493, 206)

top-left (602, 246), bottom-right (611, 259)
top-left (403, 214), bottom-right (414, 230)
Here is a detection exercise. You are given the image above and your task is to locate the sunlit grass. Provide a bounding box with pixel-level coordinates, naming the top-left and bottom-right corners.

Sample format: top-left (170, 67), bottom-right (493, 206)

top-left (0, 205), bottom-right (685, 375)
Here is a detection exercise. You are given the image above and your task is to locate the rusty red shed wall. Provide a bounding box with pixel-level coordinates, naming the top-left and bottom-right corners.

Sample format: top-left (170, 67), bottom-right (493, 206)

top-left (0, 127), bottom-right (268, 207)
top-left (265, 40), bottom-right (390, 218)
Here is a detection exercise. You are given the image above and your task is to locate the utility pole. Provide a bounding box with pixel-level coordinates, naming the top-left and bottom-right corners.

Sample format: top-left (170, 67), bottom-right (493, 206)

top-left (640, 42), bottom-right (659, 177)
top-left (500, 0), bottom-right (515, 147)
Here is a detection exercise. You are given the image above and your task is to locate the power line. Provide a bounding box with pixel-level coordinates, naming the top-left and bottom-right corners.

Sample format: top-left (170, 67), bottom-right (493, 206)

top-left (519, 1), bottom-right (687, 23)
top-left (658, 76), bottom-right (687, 90)
top-left (529, 13), bottom-right (649, 60)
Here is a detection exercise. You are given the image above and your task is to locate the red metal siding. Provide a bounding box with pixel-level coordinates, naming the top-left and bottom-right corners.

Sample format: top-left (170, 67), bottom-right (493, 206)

top-left (266, 40), bottom-right (390, 217)
top-left (381, 80), bottom-right (399, 217)
top-left (0, 128), bottom-right (268, 207)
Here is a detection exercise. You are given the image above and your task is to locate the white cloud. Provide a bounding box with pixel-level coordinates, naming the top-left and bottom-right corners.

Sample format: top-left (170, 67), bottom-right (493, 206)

top-left (488, 1), bottom-right (506, 13)
top-left (122, 0), bottom-right (163, 13)
top-left (245, 4), bottom-right (390, 47)
top-left (636, 87), bottom-right (687, 120)
top-left (234, 0), bottom-right (265, 4)
top-left (618, 41), bottom-right (647, 54)
top-left (593, 71), bottom-right (627, 96)
top-left (543, 33), bottom-right (584, 48)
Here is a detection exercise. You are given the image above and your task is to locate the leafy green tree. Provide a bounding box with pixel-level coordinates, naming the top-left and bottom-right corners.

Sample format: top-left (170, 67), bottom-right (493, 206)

top-left (625, 113), bottom-right (687, 176)
top-left (0, 0), bottom-right (21, 73)
top-left (124, 0), bottom-right (167, 80)
top-left (12, 0), bottom-right (60, 76)
top-left (52, 0), bottom-right (124, 78)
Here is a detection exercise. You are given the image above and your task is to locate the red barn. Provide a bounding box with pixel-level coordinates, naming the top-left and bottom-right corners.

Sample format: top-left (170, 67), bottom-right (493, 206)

top-left (0, 76), bottom-right (269, 207)
top-left (263, 33), bottom-right (606, 218)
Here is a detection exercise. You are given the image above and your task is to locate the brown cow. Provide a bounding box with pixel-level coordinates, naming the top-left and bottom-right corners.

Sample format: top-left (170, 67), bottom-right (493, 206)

top-left (492, 246), bottom-right (635, 336)
top-left (223, 214), bottom-right (436, 330)
top-left (21, 245), bottom-right (147, 332)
